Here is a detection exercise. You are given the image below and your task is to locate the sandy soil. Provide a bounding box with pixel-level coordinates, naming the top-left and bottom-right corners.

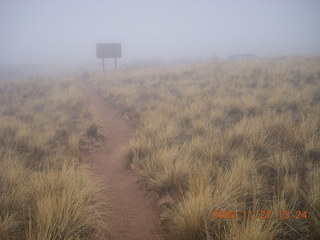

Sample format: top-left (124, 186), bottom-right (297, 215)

top-left (83, 86), bottom-right (167, 240)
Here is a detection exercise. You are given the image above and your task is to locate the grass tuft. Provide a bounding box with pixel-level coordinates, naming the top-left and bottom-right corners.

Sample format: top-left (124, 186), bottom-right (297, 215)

top-left (0, 77), bottom-right (108, 239)
top-left (95, 56), bottom-right (320, 239)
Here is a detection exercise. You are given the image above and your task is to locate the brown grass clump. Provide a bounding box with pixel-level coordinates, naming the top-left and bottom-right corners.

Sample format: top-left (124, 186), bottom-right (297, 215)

top-left (95, 56), bottom-right (320, 239)
top-left (0, 78), bottom-right (107, 239)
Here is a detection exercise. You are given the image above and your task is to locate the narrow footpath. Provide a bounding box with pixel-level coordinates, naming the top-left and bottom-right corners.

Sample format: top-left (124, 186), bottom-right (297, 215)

top-left (83, 86), bottom-right (166, 240)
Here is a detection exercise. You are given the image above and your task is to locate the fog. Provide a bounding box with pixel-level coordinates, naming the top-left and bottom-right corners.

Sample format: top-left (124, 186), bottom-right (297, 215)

top-left (1, 0), bottom-right (320, 67)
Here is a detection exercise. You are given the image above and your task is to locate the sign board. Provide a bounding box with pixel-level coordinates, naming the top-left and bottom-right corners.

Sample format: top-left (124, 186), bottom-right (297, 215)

top-left (96, 43), bottom-right (122, 59)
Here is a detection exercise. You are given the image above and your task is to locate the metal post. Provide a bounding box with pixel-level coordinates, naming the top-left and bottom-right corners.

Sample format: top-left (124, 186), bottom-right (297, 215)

top-left (114, 58), bottom-right (117, 70)
top-left (102, 58), bottom-right (105, 71)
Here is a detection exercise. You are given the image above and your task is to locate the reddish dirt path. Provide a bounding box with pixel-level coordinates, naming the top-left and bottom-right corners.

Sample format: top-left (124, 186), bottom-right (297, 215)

top-left (83, 86), bottom-right (167, 240)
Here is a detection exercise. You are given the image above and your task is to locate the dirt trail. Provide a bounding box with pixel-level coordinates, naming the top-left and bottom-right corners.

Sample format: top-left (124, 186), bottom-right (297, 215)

top-left (83, 86), bottom-right (166, 240)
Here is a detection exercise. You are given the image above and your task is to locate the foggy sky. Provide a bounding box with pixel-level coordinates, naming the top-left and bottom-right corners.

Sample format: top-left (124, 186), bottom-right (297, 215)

top-left (1, 0), bottom-right (320, 66)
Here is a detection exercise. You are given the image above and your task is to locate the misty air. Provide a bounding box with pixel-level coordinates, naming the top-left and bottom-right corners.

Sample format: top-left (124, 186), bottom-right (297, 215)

top-left (0, 1), bottom-right (319, 240)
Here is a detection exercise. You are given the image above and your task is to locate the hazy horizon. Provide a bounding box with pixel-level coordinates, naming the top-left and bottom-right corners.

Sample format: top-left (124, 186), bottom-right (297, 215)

top-left (1, 0), bottom-right (320, 67)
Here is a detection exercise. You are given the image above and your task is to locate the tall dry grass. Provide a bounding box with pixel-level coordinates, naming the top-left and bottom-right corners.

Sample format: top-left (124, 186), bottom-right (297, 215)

top-left (95, 56), bottom-right (320, 239)
top-left (0, 77), bottom-right (107, 239)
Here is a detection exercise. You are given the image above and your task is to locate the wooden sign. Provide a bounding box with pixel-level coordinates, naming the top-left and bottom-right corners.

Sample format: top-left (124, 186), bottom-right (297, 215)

top-left (96, 43), bottom-right (122, 70)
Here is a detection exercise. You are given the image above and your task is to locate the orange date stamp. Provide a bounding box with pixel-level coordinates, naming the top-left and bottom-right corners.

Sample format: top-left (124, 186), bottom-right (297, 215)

top-left (211, 210), bottom-right (307, 220)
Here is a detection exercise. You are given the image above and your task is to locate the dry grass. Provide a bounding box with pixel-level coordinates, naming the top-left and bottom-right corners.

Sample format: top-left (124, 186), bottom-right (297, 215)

top-left (95, 56), bottom-right (320, 239)
top-left (0, 77), bottom-right (107, 239)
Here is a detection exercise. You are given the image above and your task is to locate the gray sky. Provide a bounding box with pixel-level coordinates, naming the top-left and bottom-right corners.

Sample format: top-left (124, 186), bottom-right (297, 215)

top-left (1, 0), bottom-right (320, 65)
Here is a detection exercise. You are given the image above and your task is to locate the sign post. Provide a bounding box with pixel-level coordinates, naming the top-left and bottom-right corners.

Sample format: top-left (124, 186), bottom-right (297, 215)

top-left (96, 43), bottom-right (122, 71)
